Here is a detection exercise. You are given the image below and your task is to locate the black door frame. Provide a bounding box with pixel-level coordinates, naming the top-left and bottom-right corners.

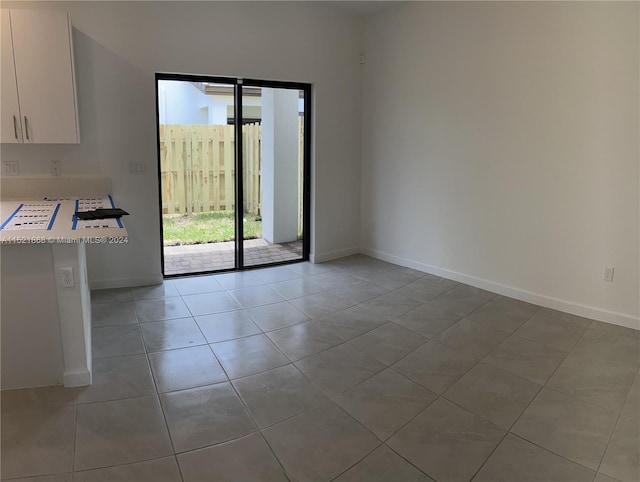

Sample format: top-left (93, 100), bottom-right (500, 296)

top-left (155, 73), bottom-right (311, 277)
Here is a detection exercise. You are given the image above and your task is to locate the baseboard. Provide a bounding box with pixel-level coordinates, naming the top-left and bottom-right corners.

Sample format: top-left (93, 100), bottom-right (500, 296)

top-left (361, 246), bottom-right (640, 330)
top-left (311, 246), bottom-right (361, 264)
top-left (63, 369), bottom-right (91, 387)
top-left (89, 274), bottom-right (164, 290)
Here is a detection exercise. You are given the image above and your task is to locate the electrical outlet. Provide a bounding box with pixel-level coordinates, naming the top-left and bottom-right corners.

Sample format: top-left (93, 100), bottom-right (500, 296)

top-left (603, 266), bottom-right (615, 282)
top-left (51, 160), bottom-right (61, 176)
top-left (128, 162), bottom-right (146, 175)
top-left (60, 267), bottom-right (74, 288)
top-left (3, 161), bottom-right (18, 176)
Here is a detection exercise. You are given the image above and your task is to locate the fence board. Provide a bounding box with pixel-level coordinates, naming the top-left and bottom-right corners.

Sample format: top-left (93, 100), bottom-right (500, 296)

top-left (160, 123), bottom-right (301, 216)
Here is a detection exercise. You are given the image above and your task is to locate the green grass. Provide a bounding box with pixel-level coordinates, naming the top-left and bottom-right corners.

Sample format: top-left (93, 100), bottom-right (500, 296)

top-left (163, 211), bottom-right (262, 246)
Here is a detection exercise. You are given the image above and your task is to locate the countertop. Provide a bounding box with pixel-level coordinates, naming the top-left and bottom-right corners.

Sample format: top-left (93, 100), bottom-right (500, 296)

top-left (0, 196), bottom-right (128, 244)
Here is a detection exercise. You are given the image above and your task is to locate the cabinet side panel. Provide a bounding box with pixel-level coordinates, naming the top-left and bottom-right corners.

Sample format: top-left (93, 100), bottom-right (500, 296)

top-left (1, 244), bottom-right (64, 389)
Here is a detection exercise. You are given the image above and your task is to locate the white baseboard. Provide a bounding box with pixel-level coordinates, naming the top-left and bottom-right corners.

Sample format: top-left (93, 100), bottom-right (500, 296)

top-left (361, 246), bottom-right (640, 330)
top-left (89, 274), bottom-right (164, 290)
top-left (63, 369), bottom-right (91, 387)
top-left (311, 246), bottom-right (361, 264)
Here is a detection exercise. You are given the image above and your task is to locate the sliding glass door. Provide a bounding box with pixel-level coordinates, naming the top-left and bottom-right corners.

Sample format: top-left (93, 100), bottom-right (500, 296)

top-left (242, 84), bottom-right (307, 267)
top-left (156, 74), bottom-right (310, 276)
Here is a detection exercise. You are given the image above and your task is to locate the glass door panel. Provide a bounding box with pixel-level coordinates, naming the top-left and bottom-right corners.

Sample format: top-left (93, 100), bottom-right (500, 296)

top-left (157, 73), bottom-right (309, 276)
top-left (158, 79), bottom-right (236, 275)
top-left (242, 86), bottom-right (305, 267)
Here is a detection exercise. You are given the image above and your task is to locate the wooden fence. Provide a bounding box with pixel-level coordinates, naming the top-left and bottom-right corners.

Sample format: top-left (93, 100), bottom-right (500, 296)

top-left (159, 121), bottom-right (304, 221)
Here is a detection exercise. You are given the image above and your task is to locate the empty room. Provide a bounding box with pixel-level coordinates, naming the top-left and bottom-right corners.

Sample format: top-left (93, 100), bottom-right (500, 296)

top-left (1, 1), bottom-right (638, 481)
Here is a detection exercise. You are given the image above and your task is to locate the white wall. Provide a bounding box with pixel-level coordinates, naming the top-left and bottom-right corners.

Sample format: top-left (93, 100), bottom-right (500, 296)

top-left (158, 80), bottom-right (210, 125)
top-left (1, 1), bottom-right (364, 286)
top-left (261, 88), bottom-right (300, 244)
top-left (361, 2), bottom-right (639, 327)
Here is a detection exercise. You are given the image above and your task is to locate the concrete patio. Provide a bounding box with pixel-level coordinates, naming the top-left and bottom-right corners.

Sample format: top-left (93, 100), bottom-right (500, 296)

top-left (163, 239), bottom-right (303, 275)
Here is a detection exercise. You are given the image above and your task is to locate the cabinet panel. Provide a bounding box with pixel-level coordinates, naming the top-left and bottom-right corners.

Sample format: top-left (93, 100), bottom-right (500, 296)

top-left (1, 10), bottom-right (22, 143)
top-left (10, 9), bottom-right (79, 143)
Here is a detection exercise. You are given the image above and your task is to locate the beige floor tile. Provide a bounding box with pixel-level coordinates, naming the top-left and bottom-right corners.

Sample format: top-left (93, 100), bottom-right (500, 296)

top-left (74, 396), bottom-right (172, 471)
top-left (212, 334), bottom-right (289, 378)
top-left (1, 385), bottom-right (78, 413)
top-left (394, 277), bottom-right (458, 303)
top-left (514, 313), bottom-right (590, 352)
top-left (263, 403), bottom-right (379, 481)
top-left (348, 322), bottom-right (427, 365)
top-left (177, 432), bottom-right (288, 482)
top-left (247, 301), bottom-right (311, 331)
top-left (77, 354), bottom-right (155, 403)
top-left (181, 291), bottom-right (240, 316)
top-left (90, 288), bottom-right (132, 304)
top-left (394, 303), bottom-right (461, 338)
top-left (392, 341), bottom-right (477, 394)
top-left (233, 364), bottom-right (329, 428)
top-left (195, 310), bottom-right (261, 343)
top-left (160, 382), bottom-right (255, 452)
top-left (289, 291), bottom-right (355, 319)
top-left (91, 325), bottom-right (145, 359)
top-left (130, 281), bottom-right (179, 300)
top-left (313, 306), bottom-right (387, 341)
top-left (73, 457), bottom-right (181, 482)
top-left (270, 277), bottom-right (325, 300)
top-left (546, 354), bottom-right (636, 412)
top-left (334, 445), bottom-right (434, 482)
top-left (227, 284), bottom-right (285, 308)
top-left (335, 369), bottom-right (436, 440)
top-left (621, 375), bottom-right (639, 421)
top-left (387, 398), bottom-right (504, 482)
top-left (435, 318), bottom-right (509, 359)
top-left (172, 275), bottom-right (224, 295)
top-left (139, 317), bottom-right (207, 352)
top-left (571, 325), bottom-right (640, 371)
top-left (468, 296), bottom-right (541, 333)
top-left (265, 321), bottom-right (343, 361)
top-left (483, 335), bottom-right (567, 385)
top-left (5, 474), bottom-right (73, 482)
top-left (294, 344), bottom-right (386, 396)
top-left (329, 279), bottom-right (389, 304)
top-left (512, 388), bottom-right (618, 470)
top-left (91, 302), bottom-right (137, 327)
top-left (148, 345), bottom-right (227, 393)
top-left (473, 434), bottom-right (594, 482)
top-left (600, 416), bottom-right (640, 482)
top-left (358, 291), bottom-right (422, 320)
top-left (1, 406), bottom-right (76, 479)
top-left (429, 287), bottom-right (491, 317)
top-left (134, 298), bottom-right (192, 322)
top-left (444, 362), bottom-right (541, 429)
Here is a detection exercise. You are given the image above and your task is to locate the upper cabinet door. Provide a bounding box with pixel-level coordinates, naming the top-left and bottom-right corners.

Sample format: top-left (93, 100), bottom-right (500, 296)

top-left (10, 9), bottom-right (79, 143)
top-left (1, 10), bottom-right (22, 143)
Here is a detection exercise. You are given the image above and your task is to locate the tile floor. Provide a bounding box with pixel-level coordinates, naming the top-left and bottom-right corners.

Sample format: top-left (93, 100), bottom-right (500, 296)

top-left (163, 239), bottom-right (303, 275)
top-left (2, 255), bottom-right (639, 482)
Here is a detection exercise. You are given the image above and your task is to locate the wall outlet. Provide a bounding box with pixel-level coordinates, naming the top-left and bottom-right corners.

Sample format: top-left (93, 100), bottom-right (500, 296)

top-left (60, 267), bottom-right (74, 288)
top-left (602, 266), bottom-right (615, 282)
top-left (129, 162), bottom-right (146, 175)
top-left (3, 161), bottom-right (18, 176)
top-left (51, 160), bottom-right (61, 176)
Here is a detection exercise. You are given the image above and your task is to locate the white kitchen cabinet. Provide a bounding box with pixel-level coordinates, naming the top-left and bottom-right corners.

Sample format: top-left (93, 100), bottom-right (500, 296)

top-left (1, 9), bottom-right (79, 144)
top-left (1, 10), bottom-right (22, 143)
